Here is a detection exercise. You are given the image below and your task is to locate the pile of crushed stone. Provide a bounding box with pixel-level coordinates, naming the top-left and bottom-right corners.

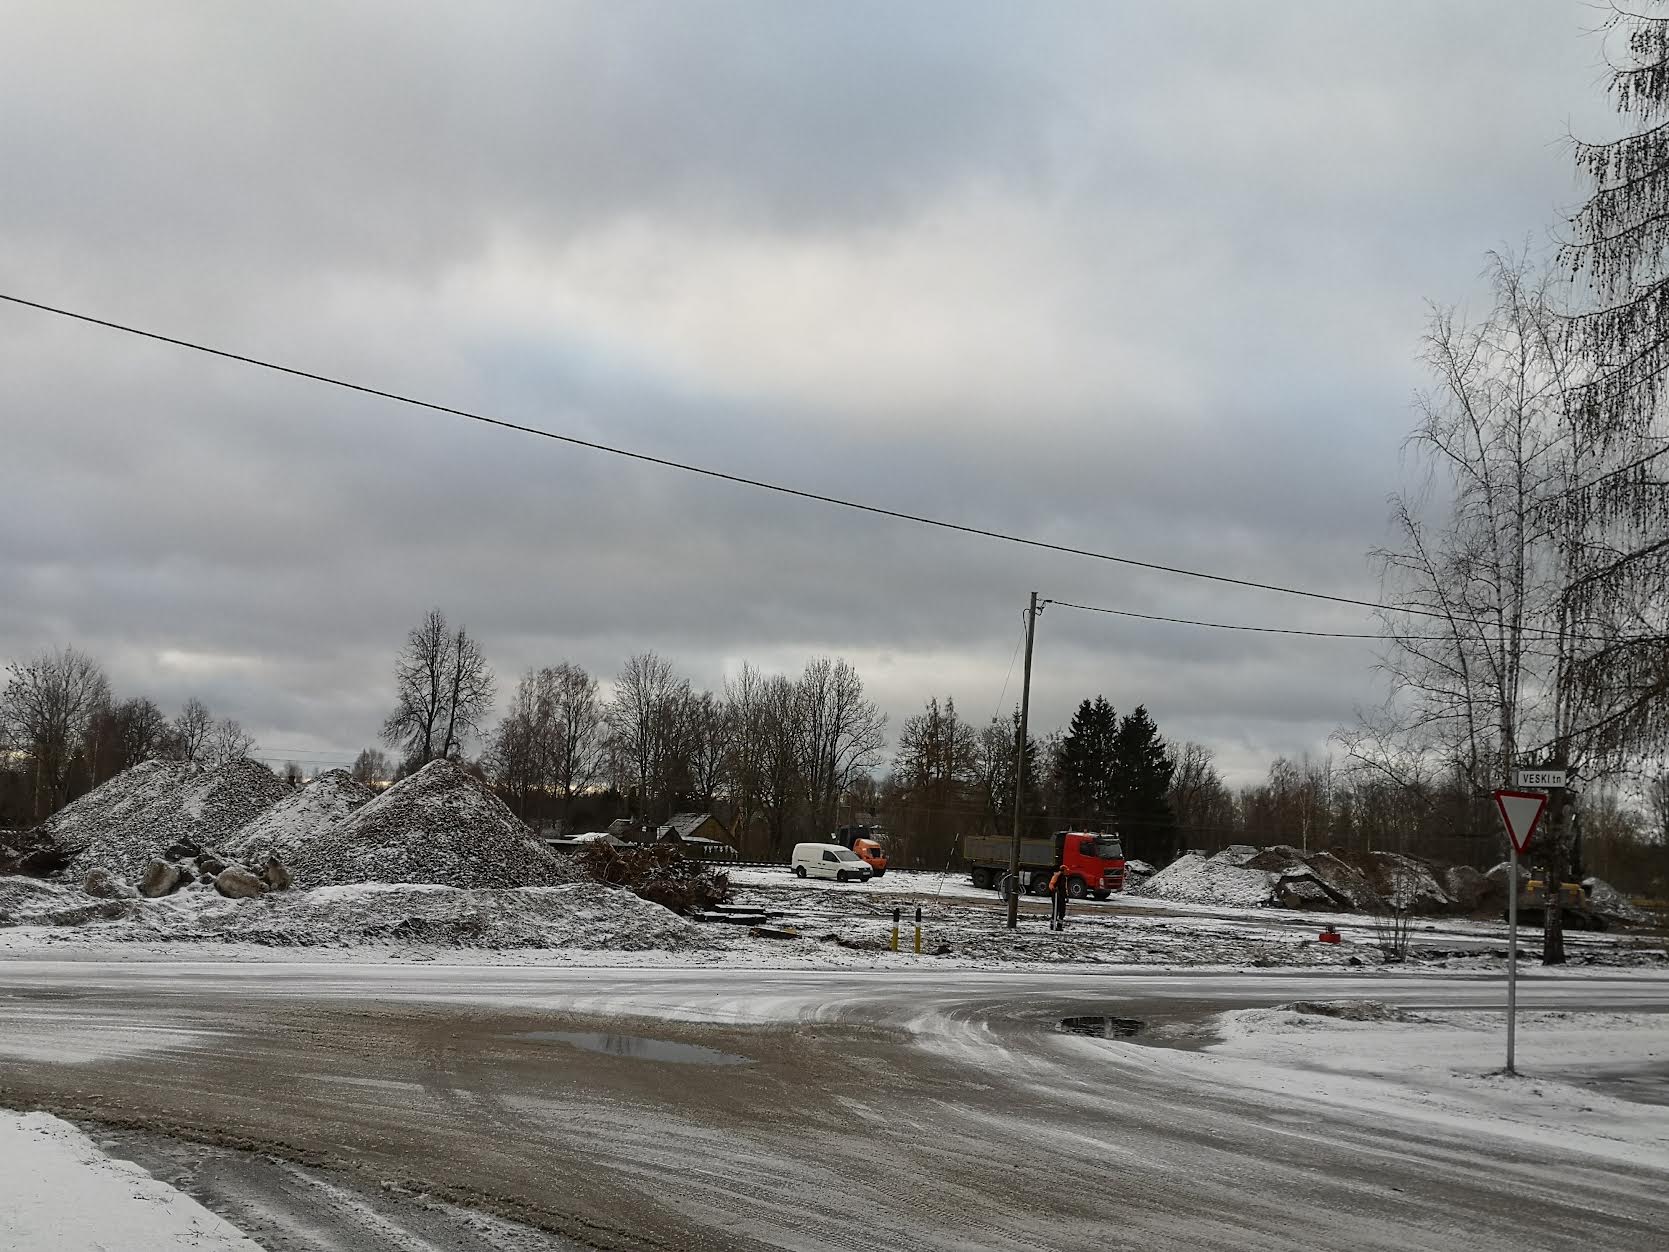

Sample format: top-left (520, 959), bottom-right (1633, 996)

top-left (33, 759), bottom-right (289, 880)
top-left (1131, 848), bottom-right (1281, 908)
top-left (224, 769), bottom-right (376, 873)
top-left (1134, 845), bottom-right (1465, 914)
top-left (1583, 877), bottom-right (1655, 926)
top-left (154, 883), bottom-right (709, 949)
top-left (1, 878), bottom-right (712, 950)
top-left (0, 877), bottom-right (131, 927)
top-left (281, 758), bottom-right (575, 889)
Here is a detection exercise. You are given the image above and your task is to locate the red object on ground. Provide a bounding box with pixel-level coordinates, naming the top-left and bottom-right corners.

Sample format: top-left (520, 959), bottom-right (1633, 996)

top-left (1318, 928), bottom-right (1341, 944)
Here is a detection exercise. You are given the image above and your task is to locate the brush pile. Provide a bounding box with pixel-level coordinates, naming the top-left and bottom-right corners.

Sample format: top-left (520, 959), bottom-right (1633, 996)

top-left (574, 840), bottom-right (730, 915)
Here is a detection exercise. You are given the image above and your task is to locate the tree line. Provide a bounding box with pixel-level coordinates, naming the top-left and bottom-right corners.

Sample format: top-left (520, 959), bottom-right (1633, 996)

top-left (0, 646), bottom-right (274, 826)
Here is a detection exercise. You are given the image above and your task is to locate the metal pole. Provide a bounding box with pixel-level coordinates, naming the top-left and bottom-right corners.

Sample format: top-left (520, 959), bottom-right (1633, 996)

top-left (1006, 592), bottom-right (1038, 931)
top-left (1506, 842), bottom-right (1518, 1075)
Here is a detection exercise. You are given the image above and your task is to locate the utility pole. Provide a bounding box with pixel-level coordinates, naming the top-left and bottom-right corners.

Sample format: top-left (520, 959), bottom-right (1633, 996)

top-left (1006, 592), bottom-right (1040, 930)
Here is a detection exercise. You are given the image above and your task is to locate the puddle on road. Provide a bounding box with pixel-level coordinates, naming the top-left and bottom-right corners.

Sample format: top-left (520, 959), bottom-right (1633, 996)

top-left (520, 1030), bottom-right (752, 1066)
top-left (1058, 1015), bottom-right (1144, 1039)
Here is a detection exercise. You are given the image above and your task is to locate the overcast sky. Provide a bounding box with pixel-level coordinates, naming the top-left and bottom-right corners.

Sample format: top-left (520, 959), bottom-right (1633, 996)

top-left (0, 2), bottom-right (1626, 782)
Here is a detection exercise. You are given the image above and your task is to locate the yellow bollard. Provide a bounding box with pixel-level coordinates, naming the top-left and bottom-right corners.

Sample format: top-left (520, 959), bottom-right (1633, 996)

top-left (914, 905), bottom-right (922, 955)
top-left (890, 906), bottom-right (900, 952)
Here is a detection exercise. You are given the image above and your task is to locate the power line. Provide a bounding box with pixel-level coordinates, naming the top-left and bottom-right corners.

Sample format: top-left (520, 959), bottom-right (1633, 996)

top-left (0, 290), bottom-right (1473, 624)
top-left (1043, 596), bottom-right (1664, 645)
top-left (1043, 598), bottom-right (1448, 640)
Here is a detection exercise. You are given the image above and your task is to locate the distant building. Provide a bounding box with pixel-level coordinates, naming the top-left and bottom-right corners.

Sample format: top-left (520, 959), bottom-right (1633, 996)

top-left (655, 812), bottom-right (730, 845)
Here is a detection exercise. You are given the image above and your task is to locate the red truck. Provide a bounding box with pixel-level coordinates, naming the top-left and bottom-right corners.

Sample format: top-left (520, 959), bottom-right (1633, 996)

top-left (963, 831), bottom-right (1125, 900)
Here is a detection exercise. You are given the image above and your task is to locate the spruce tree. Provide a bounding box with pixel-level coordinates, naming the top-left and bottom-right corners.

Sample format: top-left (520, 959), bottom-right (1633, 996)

top-left (1109, 705), bottom-right (1178, 865)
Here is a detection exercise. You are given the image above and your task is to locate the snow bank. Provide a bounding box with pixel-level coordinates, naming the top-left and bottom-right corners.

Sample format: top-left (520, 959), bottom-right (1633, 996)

top-left (0, 1109), bottom-right (262, 1251)
top-left (284, 758), bottom-right (575, 889)
top-left (223, 767), bottom-right (375, 873)
top-left (37, 758), bottom-right (288, 879)
top-left (0, 876), bottom-right (135, 927)
top-left (1130, 851), bottom-right (1278, 907)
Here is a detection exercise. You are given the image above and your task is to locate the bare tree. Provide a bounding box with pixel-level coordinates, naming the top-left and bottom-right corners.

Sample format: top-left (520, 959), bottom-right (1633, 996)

top-left (1168, 741), bottom-right (1234, 855)
top-left (488, 668), bottom-right (551, 817)
top-left (795, 657), bottom-right (886, 834)
top-left (438, 624), bottom-right (494, 760)
top-left (383, 609), bottom-right (494, 768)
top-left (1, 646), bottom-right (110, 819)
top-left (1357, 252), bottom-right (1669, 962)
top-left (203, 717), bottom-right (256, 766)
top-left (757, 672), bottom-right (805, 852)
top-left (350, 747), bottom-right (390, 787)
top-left (280, 760), bottom-right (304, 786)
top-left (171, 697), bottom-right (215, 765)
top-left (723, 663), bottom-right (770, 851)
top-left (607, 653), bottom-right (687, 823)
top-left (680, 688), bottom-right (733, 811)
top-left (547, 662), bottom-right (603, 810)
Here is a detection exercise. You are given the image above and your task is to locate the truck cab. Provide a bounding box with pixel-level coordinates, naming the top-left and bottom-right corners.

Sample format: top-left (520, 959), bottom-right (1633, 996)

top-left (1053, 831), bottom-right (1125, 899)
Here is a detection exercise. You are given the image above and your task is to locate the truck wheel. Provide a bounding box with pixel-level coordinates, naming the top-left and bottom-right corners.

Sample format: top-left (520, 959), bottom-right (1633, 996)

top-left (794, 865), bottom-right (807, 878)
top-left (1028, 872), bottom-right (1050, 895)
top-left (970, 867), bottom-right (991, 890)
top-left (1067, 877), bottom-right (1087, 899)
top-left (836, 870), bottom-right (849, 883)
top-left (1092, 890), bottom-right (1111, 901)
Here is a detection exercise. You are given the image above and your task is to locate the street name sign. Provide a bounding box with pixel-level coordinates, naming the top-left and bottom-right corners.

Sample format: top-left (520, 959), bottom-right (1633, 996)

top-left (1494, 789), bottom-right (1547, 855)
top-left (1513, 769), bottom-right (1567, 789)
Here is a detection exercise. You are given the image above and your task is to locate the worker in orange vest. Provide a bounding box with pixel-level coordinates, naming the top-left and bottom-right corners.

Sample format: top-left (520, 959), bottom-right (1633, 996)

top-left (1048, 861), bottom-right (1070, 931)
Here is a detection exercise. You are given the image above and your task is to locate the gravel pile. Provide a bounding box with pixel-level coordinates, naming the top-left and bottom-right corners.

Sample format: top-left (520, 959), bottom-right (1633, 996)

top-left (1131, 850), bottom-right (1281, 907)
top-left (150, 883), bottom-right (709, 949)
top-left (224, 769), bottom-right (376, 876)
top-left (1, 877), bottom-right (709, 949)
top-left (1583, 877), bottom-right (1654, 925)
top-left (36, 759), bottom-right (288, 880)
top-left (0, 877), bottom-right (133, 927)
top-left (283, 758), bottom-right (575, 889)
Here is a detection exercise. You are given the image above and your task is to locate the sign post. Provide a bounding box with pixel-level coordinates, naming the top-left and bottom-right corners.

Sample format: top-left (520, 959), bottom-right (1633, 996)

top-left (1493, 788), bottom-right (1549, 1075)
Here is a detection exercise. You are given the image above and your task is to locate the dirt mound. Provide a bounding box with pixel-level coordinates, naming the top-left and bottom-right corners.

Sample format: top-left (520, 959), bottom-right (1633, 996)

top-left (285, 758), bottom-right (574, 889)
top-left (225, 769), bottom-right (376, 874)
top-left (1350, 851), bottom-right (1453, 913)
top-left (37, 759), bottom-right (288, 880)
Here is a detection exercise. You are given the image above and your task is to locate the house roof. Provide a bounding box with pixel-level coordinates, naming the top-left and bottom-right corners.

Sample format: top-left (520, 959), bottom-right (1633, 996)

top-left (662, 812), bottom-right (726, 839)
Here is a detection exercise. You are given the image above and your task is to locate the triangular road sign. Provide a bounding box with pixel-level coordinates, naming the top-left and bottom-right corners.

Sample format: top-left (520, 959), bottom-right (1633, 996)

top-left (1494, 789), bottom-right (1547, 855)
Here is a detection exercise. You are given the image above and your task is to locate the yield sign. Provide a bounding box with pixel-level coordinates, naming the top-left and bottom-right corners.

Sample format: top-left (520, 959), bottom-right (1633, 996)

top-left (1494, 789), bottom-right (1547, 855)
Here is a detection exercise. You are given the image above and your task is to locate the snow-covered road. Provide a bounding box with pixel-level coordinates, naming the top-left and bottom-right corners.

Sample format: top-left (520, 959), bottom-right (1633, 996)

top-left (1, 954), bottom-right (1665, 1250)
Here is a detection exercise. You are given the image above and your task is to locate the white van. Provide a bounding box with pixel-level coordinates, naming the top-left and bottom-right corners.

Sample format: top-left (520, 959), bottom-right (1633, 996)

top-left (790, 842), bottom-right (874, 883)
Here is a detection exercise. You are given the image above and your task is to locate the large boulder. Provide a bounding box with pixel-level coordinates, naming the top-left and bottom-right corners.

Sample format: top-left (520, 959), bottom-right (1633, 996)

top-left (213, 867), bottom-right (266, 899)
top-left (139, 860), bottom-right (187, 899)
top-left (260, 856), bottom-right (292, 891)
top-left (1443, 864), bottom-right (1489, 912)
top-left (83, 868), bottom-right (138, 900)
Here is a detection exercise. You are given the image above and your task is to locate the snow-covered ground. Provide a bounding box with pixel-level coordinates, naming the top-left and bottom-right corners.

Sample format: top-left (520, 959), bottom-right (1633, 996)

top-left (1190, 1003), bottom-right (1669, 1163)
top-left (0, 1109), bottom-right (262, 1251)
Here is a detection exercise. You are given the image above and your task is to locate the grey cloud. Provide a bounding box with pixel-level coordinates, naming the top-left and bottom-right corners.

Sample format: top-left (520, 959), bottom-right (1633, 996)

top-left (0, 1), bottom-right (1617, 782)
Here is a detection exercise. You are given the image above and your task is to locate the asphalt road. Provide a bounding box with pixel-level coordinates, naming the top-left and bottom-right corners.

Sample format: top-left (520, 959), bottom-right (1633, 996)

top-left (1, 957), bottom-right (1666, 1250)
